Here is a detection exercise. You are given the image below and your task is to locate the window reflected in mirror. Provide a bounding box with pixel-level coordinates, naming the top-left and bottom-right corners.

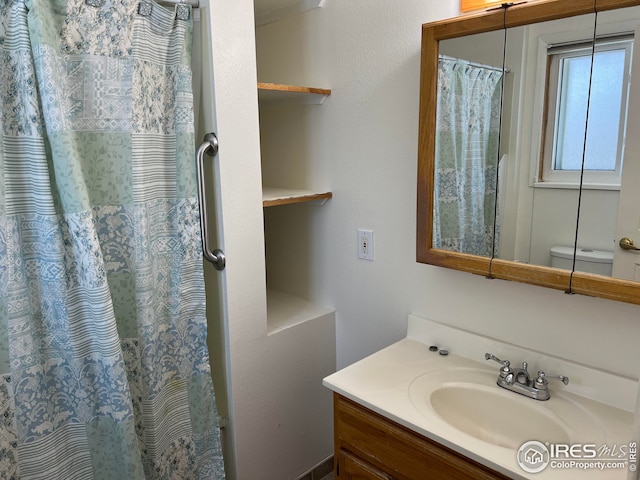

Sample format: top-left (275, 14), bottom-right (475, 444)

top-left (541, 36), bottom-right (632, 187)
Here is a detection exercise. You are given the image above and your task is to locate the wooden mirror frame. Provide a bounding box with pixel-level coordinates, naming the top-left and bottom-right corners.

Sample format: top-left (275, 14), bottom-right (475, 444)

top-left (417, 0), bottom-right (640, 305)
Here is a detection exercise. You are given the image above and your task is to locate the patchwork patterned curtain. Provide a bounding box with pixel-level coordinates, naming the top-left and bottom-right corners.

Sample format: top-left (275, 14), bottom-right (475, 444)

top-left (433, 58), bottom-right (503, 257)
top-left (0, 1), bottom-right (225, 478)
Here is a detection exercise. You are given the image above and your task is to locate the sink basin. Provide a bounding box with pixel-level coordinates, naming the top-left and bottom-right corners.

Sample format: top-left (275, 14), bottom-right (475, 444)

top-left (430, 384), bottom-right (570, 449)
top-left (409, 368), bottom-right (604, 450)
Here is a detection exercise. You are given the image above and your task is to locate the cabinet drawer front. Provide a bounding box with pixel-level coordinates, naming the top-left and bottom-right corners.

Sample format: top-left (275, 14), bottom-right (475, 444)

top-left (340, 449), bottom-right (395, 480)
top-left (334, 394), bottom-right (510, 480)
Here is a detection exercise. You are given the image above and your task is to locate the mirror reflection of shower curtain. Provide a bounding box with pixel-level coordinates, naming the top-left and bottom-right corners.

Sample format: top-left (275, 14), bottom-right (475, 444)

top-left (0, 1), bottom-right (225, 478)
top-left (433, 58), bottom-right (503, 257)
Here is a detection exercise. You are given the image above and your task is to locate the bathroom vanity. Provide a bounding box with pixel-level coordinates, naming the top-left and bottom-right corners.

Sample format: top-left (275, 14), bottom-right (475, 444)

top-left (323, 315), bottom-right (636, 479)
top-left (334, 393), bottom-right (509, 479)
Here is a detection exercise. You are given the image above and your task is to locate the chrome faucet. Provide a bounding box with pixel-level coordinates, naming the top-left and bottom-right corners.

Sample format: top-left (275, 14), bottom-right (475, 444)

top-left (485, 353), bottom-right (569, 401)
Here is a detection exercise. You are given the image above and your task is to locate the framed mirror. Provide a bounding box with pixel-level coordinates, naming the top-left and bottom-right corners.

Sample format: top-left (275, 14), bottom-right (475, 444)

top-left (417, 0), bottom-right (640, 305)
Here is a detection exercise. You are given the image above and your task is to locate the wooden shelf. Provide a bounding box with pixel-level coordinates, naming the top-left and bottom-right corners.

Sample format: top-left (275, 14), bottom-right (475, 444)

top-left (263, 187), bottom-right (332, 207)
top-left (257, 82), bottom-right (331, 105)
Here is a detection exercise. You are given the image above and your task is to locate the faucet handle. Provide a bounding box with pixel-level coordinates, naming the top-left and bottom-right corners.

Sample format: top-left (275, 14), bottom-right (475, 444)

top-left (485, 353), bottom-right (510, 367)
top-left (535, 371), bottom-right (569, 389)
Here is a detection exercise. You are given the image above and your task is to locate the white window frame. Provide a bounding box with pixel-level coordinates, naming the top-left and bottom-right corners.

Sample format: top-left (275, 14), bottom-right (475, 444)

top-left (539, 35), bottom-right (633, 189)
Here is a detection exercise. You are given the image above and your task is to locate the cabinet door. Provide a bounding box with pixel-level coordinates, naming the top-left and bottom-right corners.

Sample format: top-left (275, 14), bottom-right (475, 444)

top-left (334, 394), bottom-right (511, 480)
top-left (339, 449), bottom-right (394, 480)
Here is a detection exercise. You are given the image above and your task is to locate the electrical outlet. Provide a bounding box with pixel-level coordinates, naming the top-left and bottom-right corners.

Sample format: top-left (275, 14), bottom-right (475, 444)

top-left (358, 229), bottom-right (374, 261)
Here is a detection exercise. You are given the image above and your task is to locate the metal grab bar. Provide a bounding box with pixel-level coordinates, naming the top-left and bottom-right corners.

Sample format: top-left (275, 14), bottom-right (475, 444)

top-left (196, 133), bottom-right (226, 270)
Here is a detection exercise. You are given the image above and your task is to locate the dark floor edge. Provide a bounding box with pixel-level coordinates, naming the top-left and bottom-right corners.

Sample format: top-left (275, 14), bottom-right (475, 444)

top-left (296, 455), bottom-right (334, 480)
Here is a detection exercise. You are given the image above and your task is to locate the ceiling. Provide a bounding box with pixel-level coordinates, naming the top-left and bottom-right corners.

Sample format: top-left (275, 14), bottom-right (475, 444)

top-left (254, 0), bottom-right (323, 25)
top-left (254, 0), bottom-right (296, 19)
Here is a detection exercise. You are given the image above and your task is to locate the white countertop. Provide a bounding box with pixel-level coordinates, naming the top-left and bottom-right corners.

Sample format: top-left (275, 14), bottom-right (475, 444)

top-left (323, 336), bottom-right (635, 480)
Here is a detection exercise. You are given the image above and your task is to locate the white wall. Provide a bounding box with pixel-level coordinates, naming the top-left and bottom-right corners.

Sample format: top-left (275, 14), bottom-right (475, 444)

top-left (529, 188), bottom-right (619, 266)
top-left (200, 2), bottom-right (266, 479)
top-left (255, 0), bottom-right (640, 380)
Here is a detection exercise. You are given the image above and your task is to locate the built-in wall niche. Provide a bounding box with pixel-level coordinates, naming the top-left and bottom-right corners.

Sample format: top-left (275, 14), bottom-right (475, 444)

top-left (263, 205), bottom-right (334, 334)
top-left (258, 82), bottom-right (332, 208)
top-left (257, 82), bottom-right (334, 333)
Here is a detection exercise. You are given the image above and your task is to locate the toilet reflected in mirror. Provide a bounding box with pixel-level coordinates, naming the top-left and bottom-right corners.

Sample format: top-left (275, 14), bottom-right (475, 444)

top-left (549, 246), bottom-right (613, 276)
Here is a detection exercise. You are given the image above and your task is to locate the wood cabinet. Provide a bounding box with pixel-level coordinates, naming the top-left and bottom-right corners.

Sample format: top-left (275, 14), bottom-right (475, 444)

top-left (333, 393), bottom-right (512, 480)
top-left (340, 449), bottom-right (394, 480)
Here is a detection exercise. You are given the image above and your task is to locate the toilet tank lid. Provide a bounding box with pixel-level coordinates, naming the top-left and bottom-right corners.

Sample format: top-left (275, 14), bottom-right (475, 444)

top-left (550, 246), bottom-right (613, 263)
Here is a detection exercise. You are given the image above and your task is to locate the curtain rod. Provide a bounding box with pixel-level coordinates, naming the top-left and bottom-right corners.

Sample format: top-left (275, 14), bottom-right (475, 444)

top-left (439, 54), bottom-right (510, 73)
top-left (157, 0), bottom-right (199, 7)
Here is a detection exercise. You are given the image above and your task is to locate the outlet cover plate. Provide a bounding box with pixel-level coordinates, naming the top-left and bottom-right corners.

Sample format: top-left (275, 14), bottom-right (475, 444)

top-left (358, 229), bottom-right (374, 261)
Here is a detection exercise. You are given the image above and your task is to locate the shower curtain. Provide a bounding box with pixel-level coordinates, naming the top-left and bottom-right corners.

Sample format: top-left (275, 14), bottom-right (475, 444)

top-left (0, 1), bottom-right (225, 479)
top-left (433, 58), bottom-right (503, 257)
